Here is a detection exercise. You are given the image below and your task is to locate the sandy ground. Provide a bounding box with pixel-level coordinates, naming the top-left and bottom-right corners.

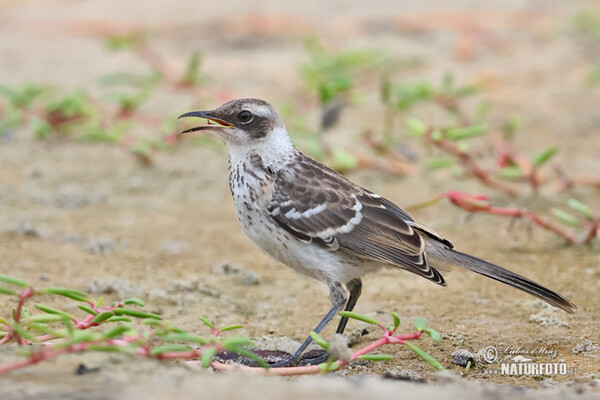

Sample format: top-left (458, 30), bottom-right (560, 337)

top-left (1, 0), bottom-right (599, 399)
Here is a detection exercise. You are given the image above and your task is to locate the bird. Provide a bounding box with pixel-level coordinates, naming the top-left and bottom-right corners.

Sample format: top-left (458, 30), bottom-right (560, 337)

top-left (178, 98), bottom-right (576, 366)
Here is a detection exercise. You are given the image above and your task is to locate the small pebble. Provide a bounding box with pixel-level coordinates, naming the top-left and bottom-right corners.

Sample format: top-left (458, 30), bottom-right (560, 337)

top-left (17, 220), bottom-right (39, 237)
top-left (383, 367), bottom-right (425, 383)
top-left (572, 339), bottom-right (598, 355)
top-left (451, 349), bottom-right (475, 367)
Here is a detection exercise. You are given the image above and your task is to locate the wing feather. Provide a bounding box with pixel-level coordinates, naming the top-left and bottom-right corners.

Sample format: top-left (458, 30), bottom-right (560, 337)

top-left (268, 155), bottom-right (445, 285)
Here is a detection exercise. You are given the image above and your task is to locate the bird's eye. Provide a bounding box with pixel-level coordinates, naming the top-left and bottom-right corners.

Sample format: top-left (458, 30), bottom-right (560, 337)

top-left (238, 110), bottom-right (254, 124)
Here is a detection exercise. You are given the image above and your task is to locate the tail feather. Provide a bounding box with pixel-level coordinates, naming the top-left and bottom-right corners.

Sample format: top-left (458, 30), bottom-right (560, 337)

top-left (425, 243), bottom-right (577, 313)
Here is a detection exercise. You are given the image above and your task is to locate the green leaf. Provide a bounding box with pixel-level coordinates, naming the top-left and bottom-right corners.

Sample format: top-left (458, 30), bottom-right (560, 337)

top-left (358, 354), bottom-right (394, 361)
top-left (150, 344), bottom-right (191, 356)
top-left (201, 347), bottom-right (217, 368)
top-left (106, 316), bottom-right (132, 323)
top-left (431, 130), bottom-right (443, 141)
top-left (78, 305), bottom-right (98, 316)
top-left (381, 77), bottom-right (391, 104)
top-left (502, 114), bottom-right (523, 138)
top-left (300, 39), bottom-right (388, 104)
top-left (25, 314), bottom-right (66, 324)
top-left (93, 311), bottom-right (115, 323)
top-left (310, 331), bottom-right (330, 351)
top-left (0, 274), bottom-right (28, 287)
top-left (317, 361), bottom-right (340, 373)
top-left (453, 84), bottom-right (478, 98)
top-left (332, 148), bottom-right (358, 171)
top-left (0, 316), bottom-right (9, 326)
top-left (405, 117), bottom-right (428, 136)
top-left (456, 141), bottom-right (470, 152)
top-left (25, 322), bottom-right (52, 335)
top-left (10, 322), bottom-right (38, 342)
top-left (441, 72), bottom-right (455, 94)
top-left (496, 166), bottom-right (524, 180)
top-left (222, 336), bottom-right (253, 348)
top-left (102, 325), bottom-right (132, 339)
top-left (413, 317), bottom-right (428, 331)
top-left (423, 327), bottom-right (442, 342)
top-left (551, 209), bottom-right (581, 227)
top-left (123, 298), bottom-right (145, 307)
top-left (338, 311), bottom-right (380, 326)
top-left (88, 344), bottom-right (135, 354)
top-left (44, 287), bottom-right (89, 302)
top-left (34, 303), bottom-right (75, 321)
top-left (105, 34), bottom-right (139, 51)
top-left (45, 88), bottom-right (93, 122)
top-left (56, 330), bottom-right (102, 347)
top-left (0, 81), bottom-right (48, 108)
top-left (31, 117), bottom-right (54, 139)
top-left (197, 316), bottom-right (215, 329)
top-left (182, 52), bottom-right (209, 86)
top-left (445, 124), bottom-right (487, 141)
top-left (219, 324), bottom-right (243, 333)
top-left (163, 333), bottom-right (207, 345)
top-left (425, 157), bottom-right (454, 170)
top-left (112, 308), bottom-right (161, 320)
top-left (169, 326), bottom-right (188, 334)
top-left (391, 312), bottom-right (401, 330)
top-left (405, 342), bottom-right (444, 370)
top-left (0, 286), bottom-right (17, 296)
top-left (63, 318), bottom-right (74, 336)
top-left (392, 81), bottom-right (433, 110)
top-left (532, 147), bottom-right (557, 168)
top-left (222, 336), bottom-right (268, 367)
top-left (566, 198), bottom-right (593, 218)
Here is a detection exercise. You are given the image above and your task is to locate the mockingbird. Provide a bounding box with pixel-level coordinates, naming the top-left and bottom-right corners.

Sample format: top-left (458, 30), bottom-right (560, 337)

top-left (179, 98), bottom-right (576, 366)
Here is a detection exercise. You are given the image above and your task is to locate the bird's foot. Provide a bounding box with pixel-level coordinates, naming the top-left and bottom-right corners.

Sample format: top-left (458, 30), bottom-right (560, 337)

top-left (297, 349), bottom-right (330, 366)
top-left (214, 349), bottom-right (330, 368)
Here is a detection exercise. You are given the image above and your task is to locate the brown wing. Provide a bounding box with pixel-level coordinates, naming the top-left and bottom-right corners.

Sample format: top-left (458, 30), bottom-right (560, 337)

top-left (268, 154), bottom-right (446, 286)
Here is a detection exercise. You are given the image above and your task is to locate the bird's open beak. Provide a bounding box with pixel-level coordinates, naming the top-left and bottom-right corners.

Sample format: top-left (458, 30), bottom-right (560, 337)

top-left (177, 111), bottom-right (234, 134)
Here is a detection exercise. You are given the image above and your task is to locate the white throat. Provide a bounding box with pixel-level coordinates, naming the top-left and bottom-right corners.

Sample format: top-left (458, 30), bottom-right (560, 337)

top-left (228, 126), bottom-right (297, 170)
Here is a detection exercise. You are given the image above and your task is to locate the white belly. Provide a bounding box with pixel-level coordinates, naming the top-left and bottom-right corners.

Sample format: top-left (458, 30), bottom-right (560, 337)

top-left (233, 192), bottom-right (364, 285)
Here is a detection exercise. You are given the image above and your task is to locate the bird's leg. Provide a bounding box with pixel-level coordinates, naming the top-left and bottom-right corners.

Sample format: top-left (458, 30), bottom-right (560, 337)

top-left (335, 278), bottom-right (362, 334)
top-left (269, 281), bottom-right (347, 368)
top-left (297, 279), bottom-right (363, 366)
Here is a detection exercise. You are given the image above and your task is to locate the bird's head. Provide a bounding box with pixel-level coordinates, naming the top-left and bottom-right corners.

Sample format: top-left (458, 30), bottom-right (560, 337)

top-left (178, 98), bottom-right (287, 148)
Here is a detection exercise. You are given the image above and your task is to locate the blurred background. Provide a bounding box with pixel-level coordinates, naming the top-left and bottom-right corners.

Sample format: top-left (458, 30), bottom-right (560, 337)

top-left (1, 0), bottom-right (599, 392)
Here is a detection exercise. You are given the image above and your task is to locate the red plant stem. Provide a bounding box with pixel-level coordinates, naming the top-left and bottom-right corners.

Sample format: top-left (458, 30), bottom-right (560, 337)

top-left (360, 132), bottom-right (416, 176)
top-left (0, 336), bottom-right (225, 374)
top-left (11, 287), bottom-right (35, 345)
top-left (152, 346), bottom-right (222, 360)
top-left (14, 287), bottom-right (34, 323)
top-left (0, 342), bottom-right (88, 374)
top-left (441, 191), bottom-right (578, 244)
top-left (425, 130), bottom-right (521, 197)
top-left (582, 220), bottom-right (600, 244)
top-left (0, 332), bottom-right (13, 345)
top-left (571, 176), bottom-right (600, 188)
top-left (522, 210), bottom-right (578, 244)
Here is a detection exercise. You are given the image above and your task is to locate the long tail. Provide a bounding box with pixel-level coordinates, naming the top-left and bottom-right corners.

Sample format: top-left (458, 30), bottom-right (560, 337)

top-left (425, 243), bottom-right (577, 313)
